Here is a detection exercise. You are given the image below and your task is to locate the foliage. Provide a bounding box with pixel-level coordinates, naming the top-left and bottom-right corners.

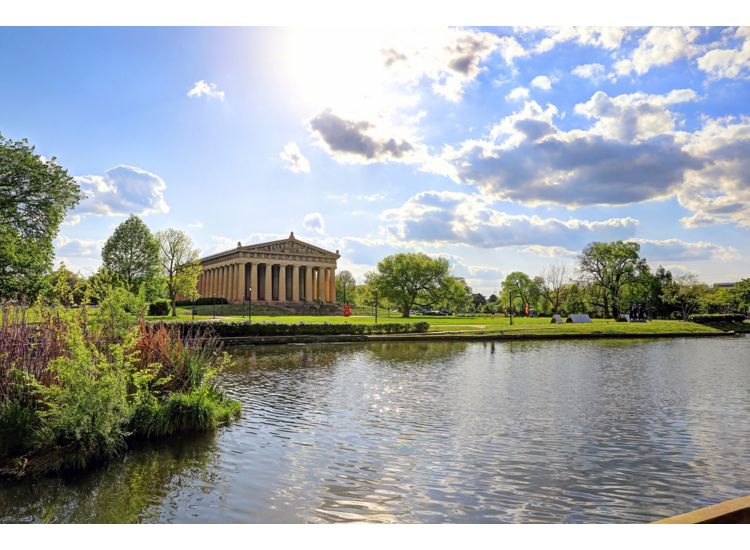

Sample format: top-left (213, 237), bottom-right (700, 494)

top-left (148, 300), bottom-right (170, 316)
top-left (0, 292), bottom-right (240, 476)
top-left (578, 241), bottom-right (647, 318)
top-left (45, 262), bottom-right (87, 306)
top-left (688, 313), bottom-right (746, 324)
top-left (101, 215), bottom-right (160, 295)
top-left (365, 253), bottom-right (454, 317)
top-left (336, 270), bottom-right (357, 304)
top-left (157, 320), bottom-right (430, 337)
top-left (438, 277), bottom-right (473, 312)
top-left (539, 264), bottom-right (569, 314)
top-left (0, 133), bottom-right (82, 301)
top-left (176, 296), bottom-right (228, 306)
top-left (500, 272), bottom-right (541, 314)
top-left (155, 228), bottom-right (202, 317)
top-left (662, 273), bottom-right (709, 322)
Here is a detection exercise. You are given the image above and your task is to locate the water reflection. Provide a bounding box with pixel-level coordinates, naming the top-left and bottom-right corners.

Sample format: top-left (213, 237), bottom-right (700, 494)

top-left (2, 336), bottom-right (749, 523)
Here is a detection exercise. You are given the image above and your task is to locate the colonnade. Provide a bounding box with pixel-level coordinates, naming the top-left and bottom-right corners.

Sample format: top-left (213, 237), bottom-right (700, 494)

top-left (197, 262), bottom-right (336, 304)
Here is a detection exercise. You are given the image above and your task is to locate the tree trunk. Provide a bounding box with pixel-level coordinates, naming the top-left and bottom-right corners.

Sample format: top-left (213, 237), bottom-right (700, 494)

top-left (171, 294), bottom-right (177, 317)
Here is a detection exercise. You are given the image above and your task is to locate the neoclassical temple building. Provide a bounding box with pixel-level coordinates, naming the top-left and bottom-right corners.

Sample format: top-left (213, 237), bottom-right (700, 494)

top-left (197, 233), bottom-right (339, 304)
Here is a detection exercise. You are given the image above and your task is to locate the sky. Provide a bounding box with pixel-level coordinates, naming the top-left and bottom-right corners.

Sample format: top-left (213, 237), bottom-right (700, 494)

top-left (1, 26), bottom-right (749, 295)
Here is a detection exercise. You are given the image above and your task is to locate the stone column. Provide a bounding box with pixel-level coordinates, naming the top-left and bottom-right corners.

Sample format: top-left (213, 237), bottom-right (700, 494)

top-left (264, 263), bottom-right (273, 303)
top-left (305, 265), bottom-right (313, 302)
top-left (317, 266), bottom-right (326, 303)
top-left (278, 264), bottom-right (286, 302)
top-left (292, 265), bottom-right (300, 302)
top-left (208, 269), bottom-right (214, 297)
top-left (330, 267), bottom-right (336, 303)
top-left (236, 263), bottom-right (245, 302)
top-left (232, 264), bottom-right (239, 303)
top-left (250, 263), bottom-right (258, 301)
top-left (226, 265), bottom-right (233, 302)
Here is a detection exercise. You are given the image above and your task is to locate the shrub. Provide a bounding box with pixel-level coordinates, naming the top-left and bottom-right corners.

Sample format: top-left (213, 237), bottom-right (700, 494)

top-left (175, 297), bottom-right (228, 306)
top-left (688, 313), bottom-right (746, 324)
top-left (152, 320), bottom-right (431, 338)
top-left (148, 300), bottom-right (170, 316)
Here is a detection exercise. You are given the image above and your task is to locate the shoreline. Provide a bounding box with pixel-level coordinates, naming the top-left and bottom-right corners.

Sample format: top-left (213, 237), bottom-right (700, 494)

top-left (218, 330), bottom-right (739, 346)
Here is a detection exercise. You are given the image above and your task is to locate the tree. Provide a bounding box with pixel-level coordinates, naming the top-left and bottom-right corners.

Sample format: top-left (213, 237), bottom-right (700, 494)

top-left (155, 228), bottom-right (202, 316)
top-left (578, 241), bottom-right (646, 318)
top-left (365, 253), bottom-right (452, 317)
top-left (0, 134), bottom-right (81, 300)
top-left (336, 270), bottom-right (356, 305)
top-left (539, 264), bottom-right (569, 314)
top-left (662, 273), bottom-right (708, 321)
top-left (471, 292), bottom-right (487, 310)
top-left (101, 215), bottom-right (160, 293)
top-left (487, 294), bottom-right (498, 303)
top-left (500, 272), bottom-right (540, 315)
top-left (46, 262), bottom-right (86, 306)
top-left (729, 279), bottom-right (750, 315)
top-left (440, 277), bottom-right (473, 313)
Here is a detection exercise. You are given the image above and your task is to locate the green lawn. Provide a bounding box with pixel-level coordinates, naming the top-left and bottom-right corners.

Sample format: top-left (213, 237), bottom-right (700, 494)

top-left (144, 309), bottom-right (737, 335)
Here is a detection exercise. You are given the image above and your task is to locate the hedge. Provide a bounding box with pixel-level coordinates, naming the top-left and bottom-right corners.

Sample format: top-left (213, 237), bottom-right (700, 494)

top-left (148, 300), bottom-right (170, 316)
top-left (175, 297), bottom-right (228, 306)
top-left (688, 313), bottom-right (746, 324)
top-left (148, 321), bottom-right (430, 337)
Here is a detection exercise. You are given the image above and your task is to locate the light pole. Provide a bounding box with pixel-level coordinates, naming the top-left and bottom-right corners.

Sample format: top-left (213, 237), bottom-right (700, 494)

top-left (509, 288), bottom-right (514, 326)
top-left (212, 293), bottom-right (216, 319)
top-left (247, 287), bottom-right (253, 324)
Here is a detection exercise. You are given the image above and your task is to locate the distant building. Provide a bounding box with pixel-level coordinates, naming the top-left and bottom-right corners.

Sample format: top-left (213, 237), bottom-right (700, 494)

top-left (197, 232), bottom-right (340, 304)
top-left (713, 282), bottom-right (737, 289)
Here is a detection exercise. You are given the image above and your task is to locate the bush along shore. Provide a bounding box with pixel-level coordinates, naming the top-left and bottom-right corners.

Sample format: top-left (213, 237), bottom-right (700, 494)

top-left (156, 320), bottom-right (431, 337)
top-left (0, 295), bottom-right (240, 478)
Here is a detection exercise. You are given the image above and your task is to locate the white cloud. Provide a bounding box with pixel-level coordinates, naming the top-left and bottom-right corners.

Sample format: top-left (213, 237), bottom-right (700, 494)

top-left (531, 27), bottom-right (632, 53)
top-left (633, 238), bottom-right (738, 262)
top-left (697, 27), bottom-right (750, 79)
top-left (506, 86), bottom-right (530, 101)
top-left (433, 97), bottom-right (701, 207)
top-left (187, 80), bottom-right (225, 101)
top-left (380, 190), bottom-right (639, 249)
top-left (303, 212), bottom-right (326, 235)
top-left (53, 235), bottom-right (105, 276)
top-left (279, 142), bottom-right (311, 173)
top-left (327, 193), bottom-right (386, 203)
top-left (530, 75), bottom-right (555, 90)
top-left (573, 89), bottom-right (699, 143)
top-left (187, 221), bottom-right (204, 229)
top-left (309, 109), bottom-right (421, 164)
top-left (571, 63), bottom-right (606, 82)
top-left (614, 27), bottom-right (702, 76)
top-left (72, 165), bottom-right (169, 221)
top-left (678, 116), bottom-right (750, 227)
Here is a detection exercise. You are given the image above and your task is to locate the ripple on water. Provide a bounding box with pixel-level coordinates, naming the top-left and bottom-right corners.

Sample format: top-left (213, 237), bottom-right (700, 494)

top-left (2, 337), bottom-right (750, 523)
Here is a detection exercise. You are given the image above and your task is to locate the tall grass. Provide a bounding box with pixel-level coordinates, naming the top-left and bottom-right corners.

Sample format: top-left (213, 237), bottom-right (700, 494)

top-left (0, 300), bottom-right (240, 477)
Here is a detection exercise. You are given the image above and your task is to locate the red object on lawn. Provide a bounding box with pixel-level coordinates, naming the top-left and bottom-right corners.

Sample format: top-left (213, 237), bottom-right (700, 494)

top-left (344, 304), bottom-right (351, 317)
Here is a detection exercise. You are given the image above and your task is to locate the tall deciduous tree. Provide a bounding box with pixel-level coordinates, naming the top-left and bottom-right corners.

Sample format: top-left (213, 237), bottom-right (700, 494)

top-left (155, 228), bottom-right (202, 316)
top-left (662, 273), bottom-right (708, 321)
top-left (0, 134), bottom-right (81, 300)
top-left (500, 272), bottom-right (540, 314)
top-left (101, 215), bottom-right (160, 293)
top-left (365, 253), bottom-right (452, 317)
top-left (578, 241), bottom-right (646, 318)
top-left (335, 270), bottom-right (356, 305)
top-left (539, 264), bottom-right (569, 314)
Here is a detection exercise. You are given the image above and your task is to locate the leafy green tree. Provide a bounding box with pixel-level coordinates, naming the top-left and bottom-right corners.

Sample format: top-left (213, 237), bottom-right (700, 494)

top-left (155, 229), bottom-right (202, 316)
top-left (701, 286), bottom-right (733, 314)
top-left (365, 253), bottom-right (452, 317)
top-left (578, 241), bottom-right (647, 318)
top-left (101, 215), bottom-right (160, 294)
top-left (500, 272), bottom-right (541, 315)
top-left (0, 134), bottom-right (81, 300)
top-left (662, 273), bottom-right (708, 321)
top-left (562, 281), bottom-right (588, 316)
top-left (729, 279), bottom-right (750, 314)
top-left (46, 262), bottom-right (86, 306)
top-left (439, 277), bottom-right (473, 313)
top-left (336, 270), bottom-right (356, 305)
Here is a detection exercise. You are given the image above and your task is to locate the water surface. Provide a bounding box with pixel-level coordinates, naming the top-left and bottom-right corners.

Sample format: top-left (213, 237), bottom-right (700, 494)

top-left (2, 336), bottom-right (749, 523)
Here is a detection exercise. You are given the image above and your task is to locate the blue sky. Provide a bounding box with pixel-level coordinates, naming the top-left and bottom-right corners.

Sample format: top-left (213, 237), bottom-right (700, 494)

top-left (1, 26), bottom-right (749, 295)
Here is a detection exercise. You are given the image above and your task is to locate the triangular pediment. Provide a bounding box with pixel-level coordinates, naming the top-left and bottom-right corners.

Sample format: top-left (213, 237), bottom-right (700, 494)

top-left (246, 239), bottom-right (336, 258)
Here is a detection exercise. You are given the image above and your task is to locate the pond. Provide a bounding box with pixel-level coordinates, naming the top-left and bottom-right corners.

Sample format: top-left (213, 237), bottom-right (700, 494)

top-left (2, 336), bottom-right (749, 523)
